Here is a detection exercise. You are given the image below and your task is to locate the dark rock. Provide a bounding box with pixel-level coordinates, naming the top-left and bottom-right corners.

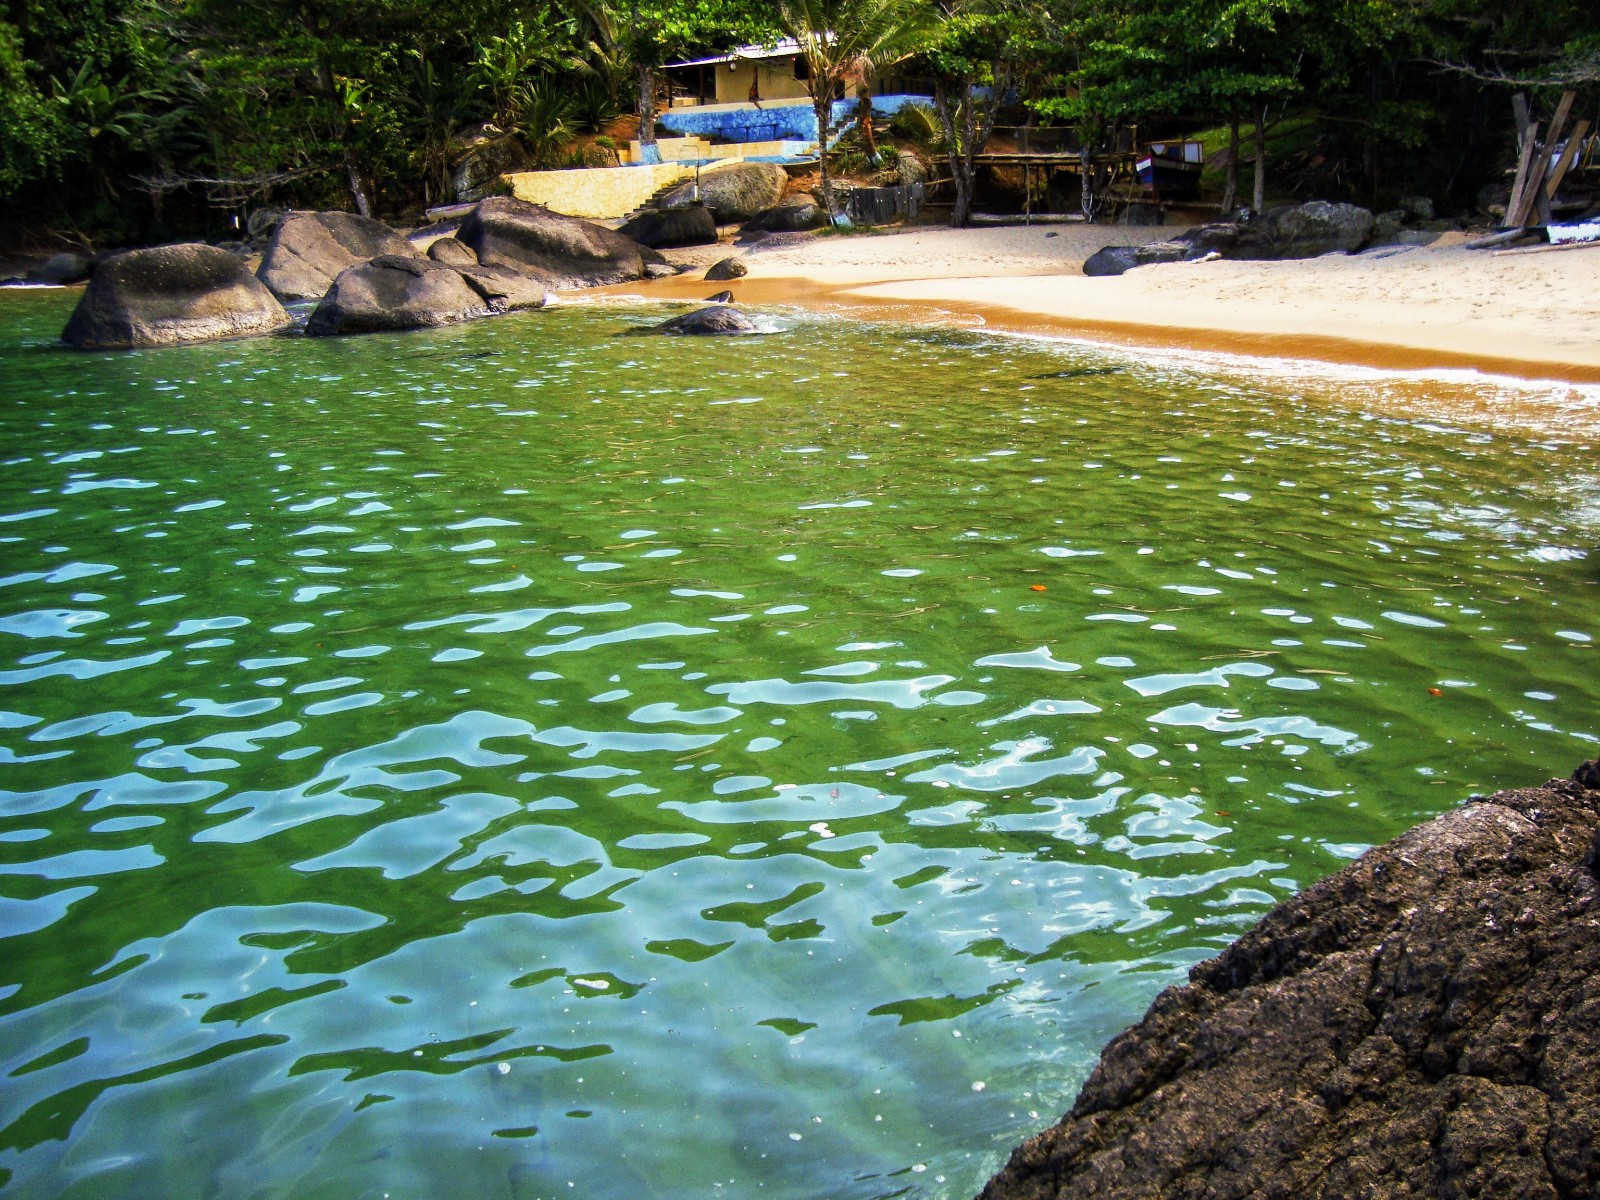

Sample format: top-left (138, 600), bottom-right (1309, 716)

top-left (449, 123), bottom-right (531, 203)
top-left (743, 202), bottom-right (828, 234)
top-left (1134, 240), bottom-right (1193, 267)
top-left (62, 244), bottom-right (290, 350)
top-left (980, 766), bottom-right (1600, 1200)
top-left (649, 304), bottom-right (759, 336)
top-left (619, 204), bottom-right (718, 249)
top-left (26, 252), bottom-right (94, 285)
top-left (660, 162), bottom-right (788, 222)
top-left (456, 196), bottom-right (668, 289)
top-left (1117, 203), bottom-right (1166, 227)
top-left (304, 255), bottom-right (491, 337)
top-left (427, 237), bottom-right (479, 267)
top-left (246, 207), bottom-right (284, 241)
top-left (705, 257), bottom-right (748, 282)
top-left (704, 290), bottom-right (735, 303)
top-left (1081, 245), bottom-right (1141, 277)
top-left (1400, 194), bottom-right (1435, 222)
top-left (1372, 209), bottom-right (1407, 243)
top-left (1237, 200), bottom-right (1374, 259)
top-left (257, 210), bottom-right (420, 301)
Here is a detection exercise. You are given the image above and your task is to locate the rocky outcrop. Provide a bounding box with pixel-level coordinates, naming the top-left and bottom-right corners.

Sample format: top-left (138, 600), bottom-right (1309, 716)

top-left (455, 196), bottom-right (671, 288)
top-left (257, 210), bottom-right (420, 301)
top-left (980, 762), bottom-right (1600, 1200)
top-left (1083, 201), bottom-right (1376, 276)
top-left (743, 202), bottom-right (828, 234)
top-left (660, 162), bottom-right (788, 222)
top-left (1243, 200), bottom-right (1375, 259)
top-left (704, 257), bottom-right (748, 282)
top-left (304, 256), bottom-right (492, 336)
top-left (648, 304), bottom-right (759, 336)
top-left (619, 204), bottom-right (718, 249)
top-left (62, 244), bottom-right (290, 350)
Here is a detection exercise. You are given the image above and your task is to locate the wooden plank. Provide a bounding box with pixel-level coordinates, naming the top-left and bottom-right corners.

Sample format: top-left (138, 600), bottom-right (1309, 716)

top-left (1493, 238), bottom-right (1600, 257)
top-left (1546, 90), bottom-right (1577, 147)
top-left (1503, 121), bottom-right (1540, 228)
top-left (1466, 228), bottom-right (1539, 250)
top-left (1531, 92), bottom-right (1575, 224)
top-left (1546, 118), bottom-right (1592, 200)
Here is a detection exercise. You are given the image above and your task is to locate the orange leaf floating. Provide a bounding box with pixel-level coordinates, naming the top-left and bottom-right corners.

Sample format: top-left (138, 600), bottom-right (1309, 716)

top-left (1428, 687), bottom-right (1443, 696)
top-left (1030, 584), bottom-right (1047, 592)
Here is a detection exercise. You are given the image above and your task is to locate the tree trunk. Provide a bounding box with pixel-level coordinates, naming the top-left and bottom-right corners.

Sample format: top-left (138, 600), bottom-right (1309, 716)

top-left (1221, 107), bottom-right (1239, 212)
top-left (814, 90), bottom-right (837, 225)
top-left (933, 81), bottom-right (969, 227)
top-left (1080, 139), bottom-right (1094, 221)
top-left (1252, 101), bottom-right (1267, 214)
top-left (857, 82), bottom-right (880, 165)
top-left (313, 53), bottom-right (372, 217)
top-left (637, 62), bottom-right (659, 162)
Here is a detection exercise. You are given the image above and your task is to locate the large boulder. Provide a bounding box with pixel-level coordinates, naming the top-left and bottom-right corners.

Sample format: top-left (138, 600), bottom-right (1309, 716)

top-left (1175, 201), bottom-right (1372, 262)
top-left (257, 210), bottom-right (421, 302)
top-left (660, 163), bottom-right (789, 222)
top-left (62, 244), bottom-right (290, 350)
top-left (649, 304), bottom-right (759, 336)
top-left (980, 761), bottom-right (1600, 1200)
top-left (619, 205), bottom-right (718, 249)
top-left (742, 202), bottom-right (828, 234)
top-left (450, 123), bottom-right (532, 203)
top-left (456, 197), bottom-right (670, 289)
top-left (304, 256), bottom-right (492, 337)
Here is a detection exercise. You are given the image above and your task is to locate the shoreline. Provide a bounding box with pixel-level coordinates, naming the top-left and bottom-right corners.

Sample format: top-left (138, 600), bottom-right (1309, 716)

top-left (598, 223), bottom-right (1600, 389)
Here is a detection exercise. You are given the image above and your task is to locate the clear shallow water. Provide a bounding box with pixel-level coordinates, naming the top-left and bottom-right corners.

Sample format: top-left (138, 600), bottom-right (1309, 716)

top-left (0, 289), bottom-right (1596, 1200)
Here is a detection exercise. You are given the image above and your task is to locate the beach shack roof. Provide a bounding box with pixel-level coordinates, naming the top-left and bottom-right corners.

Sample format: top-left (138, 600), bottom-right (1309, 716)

top-left (666, 39), bottom-right (803, 69)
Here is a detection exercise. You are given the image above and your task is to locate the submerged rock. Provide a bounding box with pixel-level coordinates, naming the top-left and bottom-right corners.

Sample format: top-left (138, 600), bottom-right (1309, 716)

top-left (980, 761), bottom-right (1600, 1200)
top-left (648, 304), bottom-right (759, 336)
top-left (456, 196), bottom-right (670, 288)
top-left (62, 244), bottom-right (290, 350)
top-left (257, 209), bottom-right (421, 301)
top-left (704, 290), bottom-right (735, 303)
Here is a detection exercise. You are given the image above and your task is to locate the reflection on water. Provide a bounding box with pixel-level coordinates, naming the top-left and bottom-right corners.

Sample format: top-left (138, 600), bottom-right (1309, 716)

top-left (0, 291), bottom-right (1596, 1199)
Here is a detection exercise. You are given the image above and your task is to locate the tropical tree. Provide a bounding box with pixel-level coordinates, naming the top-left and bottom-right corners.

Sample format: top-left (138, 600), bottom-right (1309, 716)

top-left (917, 0), bottom-right (1024, 225)
top-left (777, 0), bottom-right (937, 221)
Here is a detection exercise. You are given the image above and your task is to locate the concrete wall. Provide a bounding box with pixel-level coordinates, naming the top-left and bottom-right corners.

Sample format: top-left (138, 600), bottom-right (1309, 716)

top-left (659, 100), bottom-right (818, 144)
top-left (503, 163), bottom-right (694, 219)
top-left (715, 58), bottom-right (811, 105)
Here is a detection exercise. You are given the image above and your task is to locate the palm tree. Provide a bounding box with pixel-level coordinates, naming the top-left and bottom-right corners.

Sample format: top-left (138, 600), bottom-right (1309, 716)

top-left (776, 0), bottom-right (936, 222)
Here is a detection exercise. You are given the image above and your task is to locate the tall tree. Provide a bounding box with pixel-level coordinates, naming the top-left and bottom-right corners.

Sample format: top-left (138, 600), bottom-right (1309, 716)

top-left (917, 0), bottom-right (1023, 226)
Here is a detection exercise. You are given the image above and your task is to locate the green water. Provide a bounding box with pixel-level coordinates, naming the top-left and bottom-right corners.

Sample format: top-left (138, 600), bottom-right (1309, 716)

top-left (0, 289), bottom-right (1595, 1200)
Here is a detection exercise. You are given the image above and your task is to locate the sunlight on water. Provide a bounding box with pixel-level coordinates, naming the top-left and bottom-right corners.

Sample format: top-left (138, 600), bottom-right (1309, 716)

top-left (0, 289), bottom-right (1596, 1200)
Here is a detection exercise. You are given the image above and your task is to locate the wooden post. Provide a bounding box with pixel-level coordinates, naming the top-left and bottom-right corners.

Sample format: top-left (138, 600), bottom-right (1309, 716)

top-left (1504, 120), bottom-right (1540, 228)
top-left (1546, 118), bottom-right (1592, 202)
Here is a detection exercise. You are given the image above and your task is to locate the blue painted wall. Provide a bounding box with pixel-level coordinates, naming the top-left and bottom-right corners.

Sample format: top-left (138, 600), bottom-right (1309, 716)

top-left (658, 96), bottom-right (935, 149)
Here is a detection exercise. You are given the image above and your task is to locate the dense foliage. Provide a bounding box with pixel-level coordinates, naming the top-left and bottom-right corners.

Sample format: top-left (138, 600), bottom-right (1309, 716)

top-left (1, 0), bottom-right (1595, 241)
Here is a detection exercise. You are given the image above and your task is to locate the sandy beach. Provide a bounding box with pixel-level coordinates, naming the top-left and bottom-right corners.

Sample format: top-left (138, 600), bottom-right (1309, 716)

top-left (628, 223), bottom-right (1600, 383)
